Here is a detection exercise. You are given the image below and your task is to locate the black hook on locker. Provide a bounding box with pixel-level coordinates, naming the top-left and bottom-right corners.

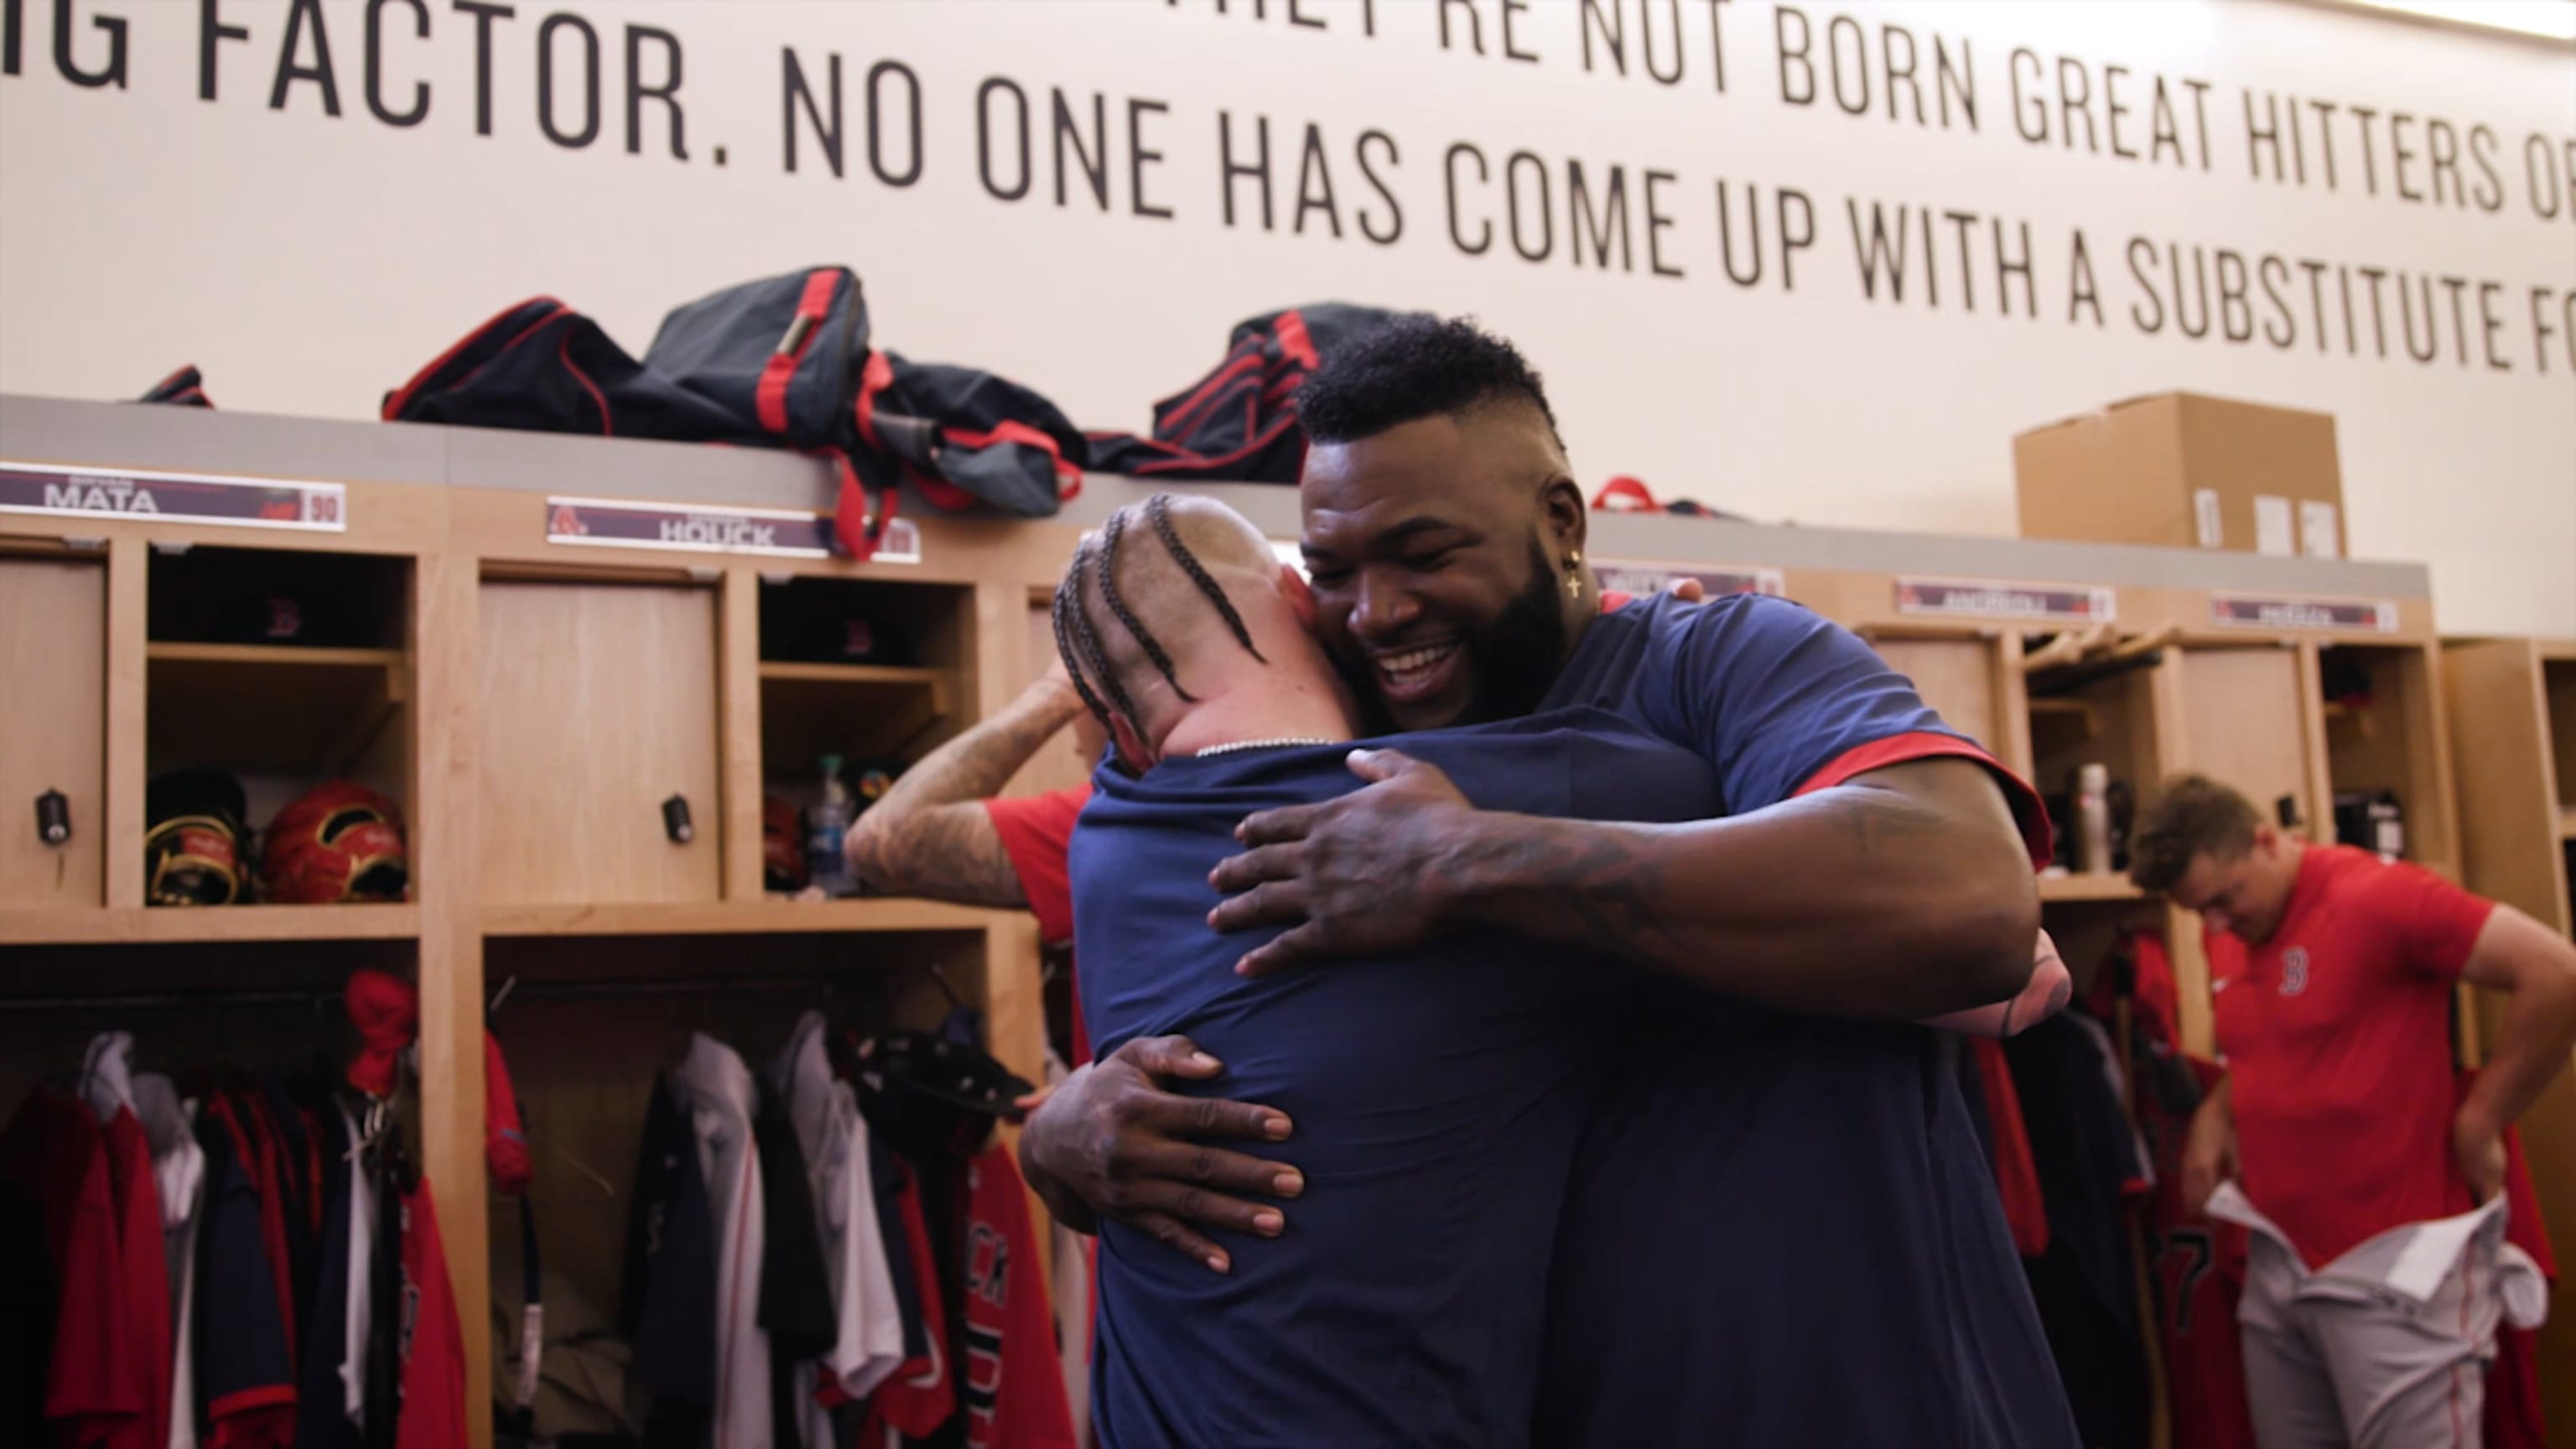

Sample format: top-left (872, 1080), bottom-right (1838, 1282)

top-left (662, 794), bottom-right (694, 844)
top-left (34, 790), bottom-right (70, 846)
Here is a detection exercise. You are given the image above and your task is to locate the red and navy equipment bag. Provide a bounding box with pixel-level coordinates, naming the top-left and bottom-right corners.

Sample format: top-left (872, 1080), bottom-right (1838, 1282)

top-left (384, 267), bottom-right (1083, 560)
top-left (1088, 304), bottom-right (1409, 483)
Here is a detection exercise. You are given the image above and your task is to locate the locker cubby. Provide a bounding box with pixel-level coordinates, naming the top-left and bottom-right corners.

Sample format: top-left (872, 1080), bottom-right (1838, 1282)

top-left (2318, 643), bottom-right (2453, 870)
top-left (757, 578), bottom-right (979, 864)
top-left (143, 547), bottom-right (416, 902)
top-left (480, 928), bottom-right (993, 1359)
top-left (2023, 637), bottom-right (2165, 886)
top-left (0, 939), bottom-right (415, 1113)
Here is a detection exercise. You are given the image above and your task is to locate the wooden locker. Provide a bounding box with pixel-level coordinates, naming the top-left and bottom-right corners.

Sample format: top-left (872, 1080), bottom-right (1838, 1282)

top-left (478, 581), bottom-right (721, 905)
top-left (0, 558), bottom-right (106, 907)
top-left (2179, 645), bottom-right (2320, 833)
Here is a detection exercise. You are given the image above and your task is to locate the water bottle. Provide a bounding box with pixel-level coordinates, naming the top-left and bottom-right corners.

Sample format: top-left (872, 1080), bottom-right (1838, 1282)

top-left (808, 754), bottom-right (854, 897)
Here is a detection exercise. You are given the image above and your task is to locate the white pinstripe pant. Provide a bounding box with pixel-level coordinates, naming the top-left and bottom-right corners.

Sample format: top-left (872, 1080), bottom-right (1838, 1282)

top-left (2206, 1185), bottom-right (2548, 1449)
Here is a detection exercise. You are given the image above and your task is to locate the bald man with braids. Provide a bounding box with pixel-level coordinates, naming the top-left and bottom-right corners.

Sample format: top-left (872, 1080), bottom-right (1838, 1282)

top-left (1052, 493), bottom-right (1727, 1448)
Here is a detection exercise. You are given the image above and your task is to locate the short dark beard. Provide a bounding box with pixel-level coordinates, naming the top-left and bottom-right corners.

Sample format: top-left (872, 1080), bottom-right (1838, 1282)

top-left (1332, 536), bottom-right (1570, 737)
top-left (1457, 538), bottom-right (1571, 726)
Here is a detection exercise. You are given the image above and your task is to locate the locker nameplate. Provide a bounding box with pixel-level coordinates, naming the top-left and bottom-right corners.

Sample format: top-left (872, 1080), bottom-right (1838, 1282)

top-left (0, 461), bottom-right (346, 532)
top-left (2210, 595), bottom-right (2397, 632)
top-left (543, 496), bottom-right (920, 564)
top-left (1896, 578), bottom-right (2116, 623)
top-left (1597, 562), bottom-right (1784, 600)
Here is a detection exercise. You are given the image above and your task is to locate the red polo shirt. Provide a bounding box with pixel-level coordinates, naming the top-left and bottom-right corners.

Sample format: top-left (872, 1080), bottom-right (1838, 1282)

top-left (2210, 844), bottom-right (2496, 1267)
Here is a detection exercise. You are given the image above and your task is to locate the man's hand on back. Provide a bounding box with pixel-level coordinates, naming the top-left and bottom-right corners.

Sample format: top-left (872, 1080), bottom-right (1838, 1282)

top-left (2453, 1103), bottom-right (2507, 1204)
top-left (1207, 750), bottom-right (1478, 976)
top-left (1018, 1034), bottom-right (1304, 1273)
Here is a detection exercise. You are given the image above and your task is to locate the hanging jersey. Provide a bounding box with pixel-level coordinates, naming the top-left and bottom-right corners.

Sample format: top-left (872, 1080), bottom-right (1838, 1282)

top-left (959, 1147), bottom-right (1074, 1449)
top-left (293, 1106), bottom-right (359, 1449)
top-left (673, 1036), bottom-right (770, 1449)
top-left (1970, 1037), bottom-right (2051, 1258)
top-left (192, 1096), bottom-right (295, 1449)
top-left (132, 1075), bottom-right (205, 1449)
top-left (623, 1073), bottom-right (718, 1446)
top-left (861, 1165), bottom-right (954, 1442)
top-left (80, 1035), bottom-right (173, 1449)
top-left (392, 1181), bottom-right (467, 1449)
top-left (3, 1092), bottom-right (143, 1449)
top-left (772, 1011), bottom-right (906, 1444)
top-left (340, 1105), bottom-right (376, 1436)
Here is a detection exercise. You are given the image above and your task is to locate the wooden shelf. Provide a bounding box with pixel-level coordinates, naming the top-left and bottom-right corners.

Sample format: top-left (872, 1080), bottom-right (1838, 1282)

top-left (761, 663), bottom-right (958, 768)
top-left (2561, 809), bottom-right (2576, 841)
top-left (148, 642), bottom-right (408, 777)
top-left (148, 641), bottom-right (407, 669)
top-left (756, 661), bottom-right (948, 688)
top-left (481, 897), bottom-right (1002, 937)
top-left (0, 903), bottom-right (418, 945)
top-left (2038, 873), bottom-right (2144, 903)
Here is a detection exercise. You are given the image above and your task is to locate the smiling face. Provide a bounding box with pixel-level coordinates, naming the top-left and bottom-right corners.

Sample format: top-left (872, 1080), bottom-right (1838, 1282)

top-left (1297, 405), bottom-right (1590, 733)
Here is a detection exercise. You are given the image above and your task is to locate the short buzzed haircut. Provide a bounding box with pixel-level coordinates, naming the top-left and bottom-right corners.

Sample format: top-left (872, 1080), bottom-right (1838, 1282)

top-left (1296, 314), bottom-right (1561, 447)
top-left (2128, 774), bottom-right (2264, 892)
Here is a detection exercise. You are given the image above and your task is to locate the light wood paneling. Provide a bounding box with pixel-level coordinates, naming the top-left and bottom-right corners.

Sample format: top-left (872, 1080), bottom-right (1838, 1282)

top-left (2443, 645), bottom-right (2575, 1059)
top-left (2441, 636), bottom-right (2576, 1436)
top-left (1871, 636), bottom-right (2002, 756)
top-left (719, 571), bottom-right (764, 903)
top-left (478, 582), bottom-right (721, 906)
top-left (411, 547), bottom-right (489, 1449)
top-left (104, 539), bottom-right (147, 907)
top-left (2179, 645), bottom-right (2319, 832)
top-left (0, 558), bottom-right (106, 908)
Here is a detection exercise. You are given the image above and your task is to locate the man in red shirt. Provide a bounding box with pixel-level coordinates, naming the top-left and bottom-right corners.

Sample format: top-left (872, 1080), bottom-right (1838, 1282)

top-left (844, 663), bottom-right (1104, 1062)
top-left (2132, 775), bottom-right (2576, 1449)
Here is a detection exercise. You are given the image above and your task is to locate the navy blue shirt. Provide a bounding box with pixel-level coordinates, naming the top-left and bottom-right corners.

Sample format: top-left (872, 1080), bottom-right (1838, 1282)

top-left (1072, 709), bottom-right (1720, 1449)
top-left (1532, 594), bottom-right (2075, 1447)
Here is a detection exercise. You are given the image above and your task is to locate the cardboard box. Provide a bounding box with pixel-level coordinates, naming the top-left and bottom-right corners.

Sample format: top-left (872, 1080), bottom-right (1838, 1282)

top-left (2013, 392), bottom-right (2345, 558)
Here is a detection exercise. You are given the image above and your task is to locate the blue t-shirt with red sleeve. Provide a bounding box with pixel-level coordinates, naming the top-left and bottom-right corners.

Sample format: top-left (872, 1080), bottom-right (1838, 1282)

top-left (1531, 592), bottom-right (2077, 1447)
top-left (1072, 709), bottom-right (1722, 1449)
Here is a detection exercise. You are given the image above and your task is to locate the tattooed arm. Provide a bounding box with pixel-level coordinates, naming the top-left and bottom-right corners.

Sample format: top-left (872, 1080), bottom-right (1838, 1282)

top-left (844, 668), bottom-right (1086, 906)
top-left (1208, 753), bottom-right (2038, 1020)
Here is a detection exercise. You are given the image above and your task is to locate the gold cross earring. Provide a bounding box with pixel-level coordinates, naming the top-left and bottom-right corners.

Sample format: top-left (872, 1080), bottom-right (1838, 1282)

top-left (1565, 549), bottom-right (1584, 599)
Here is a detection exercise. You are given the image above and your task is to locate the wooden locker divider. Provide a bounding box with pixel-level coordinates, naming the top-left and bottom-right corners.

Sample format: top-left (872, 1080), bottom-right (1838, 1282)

top-left (412, 543), bottom-right (491, 1440)
top-left (719, 569), bottom-right (766, 902)
top-left (104, 536), bottom-right (148, 908)
top-left (2440, 634), bottom-right (2576, 1435)
top-left (0, 554), bottom-right (106, 908)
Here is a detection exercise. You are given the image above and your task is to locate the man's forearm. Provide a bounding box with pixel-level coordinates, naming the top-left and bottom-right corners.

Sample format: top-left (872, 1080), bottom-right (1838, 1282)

top-left (877, 682), bottom-right (1080, 814)
top-left (1445, 760), bottom-right (2038, 1019)
top-left (2463, 967), bottom-right (2576, 1135)
top-left (845, 678), bottom-right (1080, 900)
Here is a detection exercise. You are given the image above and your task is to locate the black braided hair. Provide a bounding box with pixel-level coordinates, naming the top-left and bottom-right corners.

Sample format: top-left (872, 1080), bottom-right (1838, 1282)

top-left (1145, 493), bottom-right (1265, 663)
top-left (1054, 538), bottom-right (1136, 729)
top-left (1050, 547), bottom-right (1115, 731)
top-left (1096, 508), bottom-right (1197, 704)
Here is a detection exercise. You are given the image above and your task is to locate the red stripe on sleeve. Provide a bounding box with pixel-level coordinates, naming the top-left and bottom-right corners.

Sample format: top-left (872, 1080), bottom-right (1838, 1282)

top-left (1793, 732), bottom-right (2054, 870)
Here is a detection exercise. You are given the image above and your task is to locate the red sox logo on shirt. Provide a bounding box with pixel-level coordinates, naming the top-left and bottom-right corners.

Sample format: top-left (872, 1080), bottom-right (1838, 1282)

top-left (2280, 947), bottom-right (2311, 996)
